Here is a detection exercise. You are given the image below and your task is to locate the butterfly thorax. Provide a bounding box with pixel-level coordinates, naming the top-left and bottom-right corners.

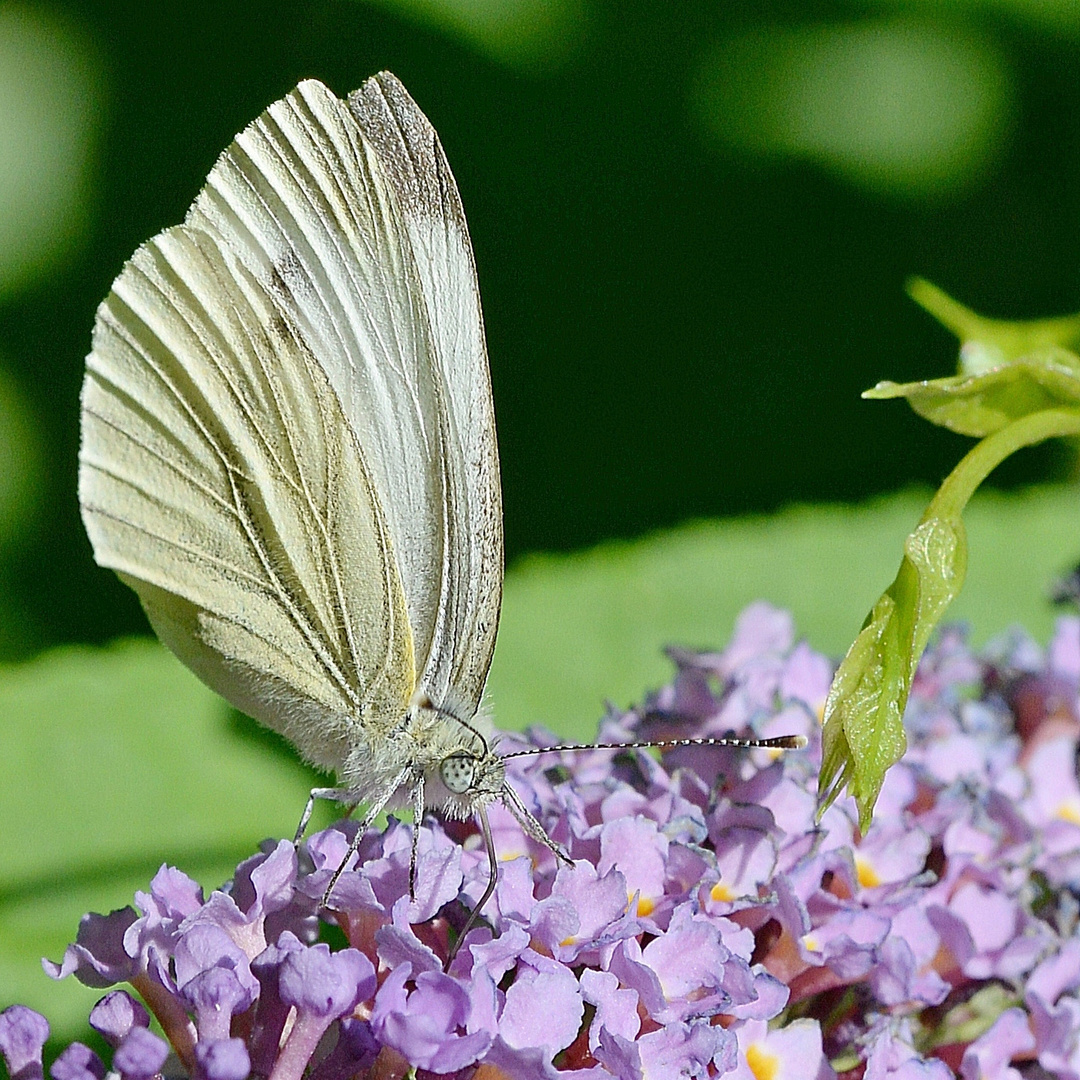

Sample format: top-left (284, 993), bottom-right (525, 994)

top-left (339, 699), bottom-right (504, 822)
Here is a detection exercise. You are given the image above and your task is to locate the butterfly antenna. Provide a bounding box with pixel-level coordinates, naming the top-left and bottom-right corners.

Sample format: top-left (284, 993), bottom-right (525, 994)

top-left (426, 697), bottom-right (491, 756)
top-left (500, 733), bottom-right (808, 761)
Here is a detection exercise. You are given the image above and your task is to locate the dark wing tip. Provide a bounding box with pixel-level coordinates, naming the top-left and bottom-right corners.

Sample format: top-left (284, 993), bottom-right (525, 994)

top-left (346, 71), bottom-right (464, 233)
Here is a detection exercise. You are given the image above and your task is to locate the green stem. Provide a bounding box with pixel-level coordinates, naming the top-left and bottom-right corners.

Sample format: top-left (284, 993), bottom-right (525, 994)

top-left (925, 408), bottom-right (1080, 524)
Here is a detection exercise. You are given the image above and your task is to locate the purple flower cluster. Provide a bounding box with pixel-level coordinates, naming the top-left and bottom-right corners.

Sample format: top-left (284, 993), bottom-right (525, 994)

top-left (6, 602), bottom-right (1080, 1080)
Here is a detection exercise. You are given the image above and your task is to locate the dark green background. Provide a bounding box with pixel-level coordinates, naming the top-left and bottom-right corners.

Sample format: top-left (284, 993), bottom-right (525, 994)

top-left (2, 0), bottom-right (1078, 655)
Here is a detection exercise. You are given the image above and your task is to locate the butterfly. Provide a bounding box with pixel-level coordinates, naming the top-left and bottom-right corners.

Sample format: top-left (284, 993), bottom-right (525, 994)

top-left (78, 72), bottom-right (803, 946)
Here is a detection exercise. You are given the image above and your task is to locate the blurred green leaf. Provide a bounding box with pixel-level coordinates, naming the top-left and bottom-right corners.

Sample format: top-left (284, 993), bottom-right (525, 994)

top-left (864, 349), bottom-right (1080, 436)
top-left (490, 484), bottom-right (1080, 736)
top-left (0, 639), bottom-right (325, 1033)
top-left (693, 20), bottom-right (1012, 201)
top-left (0, 6), bottom-right (103, 296)
top-left (859, 0), bottom-right (1080, 43)
top-left (357, 0), bottom-right (590, 69)
top-left (907, 277), bottom-right (1080, 374)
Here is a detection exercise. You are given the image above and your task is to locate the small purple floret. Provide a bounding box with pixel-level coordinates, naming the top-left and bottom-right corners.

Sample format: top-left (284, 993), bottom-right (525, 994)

top-left (0, 1006), bottom-right (49, 1080)
top-left (180, 966), bottom-right (257, 1041)
top-left (88, 991), bottom-right (150, 1047)
top-left (371, 964), bottom-right (492, 1073)
top-left (41, 908), bottom-right (139, 988)
top-left (49, 1043), bottom-right (105, 1080)
top-left (193, 1038), bottom-right (250, 1080)
top-left (112, 1027), bottom-right (168, 1080)
top-left (277, 944), bottom-right (374, 1019)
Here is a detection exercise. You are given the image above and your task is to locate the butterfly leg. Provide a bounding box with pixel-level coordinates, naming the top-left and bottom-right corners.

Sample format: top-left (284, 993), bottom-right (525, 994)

top-left (292, 786), bottom-right (357, 845)
top-left (446, 805), bottom-right (499, 965)
top-left (321, 767), bottom-right (410, 907)
top-left (499, 782), bottom-right (574, 867)
top-left (410, 772), bottom-right (425, 900)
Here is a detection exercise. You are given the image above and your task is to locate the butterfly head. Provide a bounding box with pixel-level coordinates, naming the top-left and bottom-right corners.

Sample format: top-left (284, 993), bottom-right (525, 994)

top-left (406, 690), bottom-right (506, 818)
top-left (436, 747), bottom-right (506, 819)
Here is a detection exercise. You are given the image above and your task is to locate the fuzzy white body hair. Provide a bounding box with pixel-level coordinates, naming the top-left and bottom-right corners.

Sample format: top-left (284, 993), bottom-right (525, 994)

top-left (341, 702), bottom-right (503, 820)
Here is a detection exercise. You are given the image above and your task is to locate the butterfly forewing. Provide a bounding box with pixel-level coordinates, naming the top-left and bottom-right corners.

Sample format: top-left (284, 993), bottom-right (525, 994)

top-left (347, 74), bottom-right (503, 717)
top-left (184, 77), bottom-right (500, 723)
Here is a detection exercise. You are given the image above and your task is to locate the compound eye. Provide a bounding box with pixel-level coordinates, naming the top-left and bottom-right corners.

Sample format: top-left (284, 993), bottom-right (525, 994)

top-left (440, 754), bottom-right (476, 794)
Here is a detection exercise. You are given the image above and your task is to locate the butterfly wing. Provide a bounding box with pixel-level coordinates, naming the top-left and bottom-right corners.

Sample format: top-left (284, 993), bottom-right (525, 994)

top-left (346, 72), bottom-right (503, 725)
top-left (187, 77), bottom-right (502, 723)
top-left (79, 221), bottom-right (416, 774)
top-left (82, 76), bottom-right (503, 777)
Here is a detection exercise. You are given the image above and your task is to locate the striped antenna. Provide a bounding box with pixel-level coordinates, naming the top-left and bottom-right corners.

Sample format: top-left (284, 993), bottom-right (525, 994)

top-left (501, 733), bottom-right (808, 761)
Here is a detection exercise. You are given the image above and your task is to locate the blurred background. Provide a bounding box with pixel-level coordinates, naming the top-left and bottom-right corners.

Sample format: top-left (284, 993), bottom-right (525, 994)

top-left (7, 0), bottom-right (1080, 1036)
top-left (1, 0), bottom-right (1079, 659)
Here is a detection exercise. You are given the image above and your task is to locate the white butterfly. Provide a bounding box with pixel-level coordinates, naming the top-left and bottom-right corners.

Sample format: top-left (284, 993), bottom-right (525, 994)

top-left (79, 72), bottom-right (803, 940)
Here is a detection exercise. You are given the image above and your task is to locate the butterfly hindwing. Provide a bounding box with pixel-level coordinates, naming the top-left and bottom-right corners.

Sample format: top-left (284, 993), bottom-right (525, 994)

top-left (79, 221), bottom-right (415, 772)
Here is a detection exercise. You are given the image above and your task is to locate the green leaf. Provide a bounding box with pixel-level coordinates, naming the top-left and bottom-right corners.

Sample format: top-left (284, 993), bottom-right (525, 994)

top-left (818, 408), bottom-right (1080, 827)
top-left (865, 349), bottom-right (1080, 436)
top-left (829, 278), bottom-right (1080, 823)
top-left (922, 983), bottom-right (1019, 1050)
top-left (819, 516), bottom-right (967, 829)
top-left (908, 277), bottom-right (1080, 373)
